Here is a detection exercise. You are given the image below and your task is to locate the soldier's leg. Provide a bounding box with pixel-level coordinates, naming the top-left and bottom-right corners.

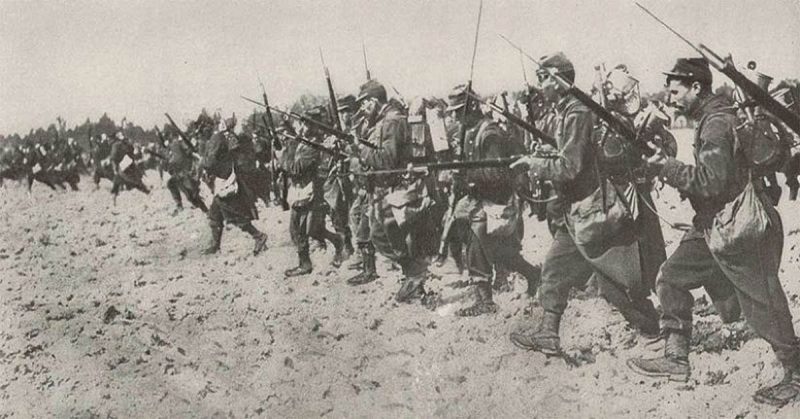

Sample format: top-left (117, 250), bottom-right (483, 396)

top-left (713, 220), bottom-right (800, 405)
top-left (627, 237), bottom-right (734, 381)
top-left (510, 226), bottom-right (594, 354)
top-left (596, 273), bottom-right (659, 336)
top-left (369, 200), bottom-right (427, 302)
top-left (456, 221), bottom-right (498, 317)
top-left (309, 205), bottom-right (344, 267)
top-left (286, 206), bottom-right (313, 276)
top-left (348, 196), bottom-right (378, 285)
top-left (184, 178), bottom-right (209, 213)
top-left (167, 177), bottom-right (183, 211)
top-left (201, 198), bottom-right (224, 254)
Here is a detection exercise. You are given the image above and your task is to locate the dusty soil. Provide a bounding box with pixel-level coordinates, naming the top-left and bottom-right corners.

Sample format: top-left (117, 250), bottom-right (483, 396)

top-left (1, 130), bottom-right (799, 418)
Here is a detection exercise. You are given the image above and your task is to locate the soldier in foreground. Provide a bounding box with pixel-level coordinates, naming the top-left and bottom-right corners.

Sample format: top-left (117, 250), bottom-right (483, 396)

top-left (508, 53), bottom-right (660, 354)
top-left (200, 117), bottom-right (268, 256)
top-left (627, 58), bottom-right (800, 407)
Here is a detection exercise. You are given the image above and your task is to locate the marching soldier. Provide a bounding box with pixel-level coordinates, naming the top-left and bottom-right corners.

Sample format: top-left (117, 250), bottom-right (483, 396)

top-left (445, 84), bottom-right (541, 316)
top-left (200, 117), bottom-right (268, 256)
top-left (508, 53), bottom-right (661, 355)
top-left (348, 79), bottom-right (434, 303)
top-left (627, 58), bottom-right (800, 407)
top-left (284, 107), bottom-right (345, 277)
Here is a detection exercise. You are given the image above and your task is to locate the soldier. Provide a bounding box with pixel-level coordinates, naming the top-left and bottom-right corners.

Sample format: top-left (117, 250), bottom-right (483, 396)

top-left (109, 131), bottom-right (150, 204)
top-left (508, 53), bottom-right (661, 355)
top-left (284, 107), bottom-right (345, 277)
top-left (445, 85), bottom-right (541, 316)
top-left (323, 95), bottom-right (358, 262)
top-left (348, 79), bottom-right (434, 303)
top-left (347, 95), bottom-right (381, 284)
top-left (91, 133), bottom-right (114, 189)
top-left (200, 117), bottom-right (268, 256)
top-left (166, 133), bottom-right (207, 215)
top-left (627, 58), bottom-right (800, 407)
top-left (251, 131), bottom-right (273, 208)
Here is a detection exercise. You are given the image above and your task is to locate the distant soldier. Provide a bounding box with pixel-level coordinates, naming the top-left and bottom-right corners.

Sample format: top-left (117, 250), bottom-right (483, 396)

top-left (108, 131), bottom-right (150, 204)
top-left (200, 117), bottom-right (268, 256)
top-left (166, 134), bottom-right (207, 215)
top-left (251, 131), bottom-right (274, 208)
top-left (628, 58), bottom-right (800, 407)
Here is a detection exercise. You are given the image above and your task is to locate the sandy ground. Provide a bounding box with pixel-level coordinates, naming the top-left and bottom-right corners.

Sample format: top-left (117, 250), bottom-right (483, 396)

top-left (2, 129), bottom-right (800, 418)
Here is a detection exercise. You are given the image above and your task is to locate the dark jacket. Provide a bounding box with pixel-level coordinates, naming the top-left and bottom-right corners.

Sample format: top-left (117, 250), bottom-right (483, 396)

top-left (528, 94), bottom-right (598, 204)
top-left (659, 94), bottom-right (750, 230)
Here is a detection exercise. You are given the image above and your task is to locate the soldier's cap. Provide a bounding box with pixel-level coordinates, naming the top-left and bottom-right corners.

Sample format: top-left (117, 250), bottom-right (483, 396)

top-left (663, 57), bottom-right (712, 86)
top-left (446, 84), bottom-right (478, 112)
top-left (303, 105), bottom-right (327, 120)
top-left (337, 94), bottom-right (357, 112)
top-left (537, 52), bottom-right (575, 82)
top-left (356, 79), bottom-right (387, 103)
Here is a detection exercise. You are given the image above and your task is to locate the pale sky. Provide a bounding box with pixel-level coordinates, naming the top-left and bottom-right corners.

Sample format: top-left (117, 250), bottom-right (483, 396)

top-left (2, 0), bottom-right (799, 135)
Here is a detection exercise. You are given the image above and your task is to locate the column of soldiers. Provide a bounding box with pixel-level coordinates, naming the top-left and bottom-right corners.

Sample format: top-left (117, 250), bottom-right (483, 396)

top-left (3, 48), bottom-right (800, 408)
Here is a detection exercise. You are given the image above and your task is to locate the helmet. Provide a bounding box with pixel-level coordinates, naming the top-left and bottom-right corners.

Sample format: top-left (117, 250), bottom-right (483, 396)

top-left (603, 65), bottom-right (641, 115)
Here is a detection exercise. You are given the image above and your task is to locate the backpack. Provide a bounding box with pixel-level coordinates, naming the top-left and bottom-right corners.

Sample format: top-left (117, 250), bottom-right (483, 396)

top-left (733, 113), bottom-right (792, 175)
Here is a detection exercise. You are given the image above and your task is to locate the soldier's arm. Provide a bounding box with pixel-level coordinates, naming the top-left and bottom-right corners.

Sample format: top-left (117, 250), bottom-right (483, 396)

top-left (360, 118), bottom-right (403, 169)
top-left (659, 115), bottom-right (735, 198)
top-left (528, 108), bottom-right (592, 183)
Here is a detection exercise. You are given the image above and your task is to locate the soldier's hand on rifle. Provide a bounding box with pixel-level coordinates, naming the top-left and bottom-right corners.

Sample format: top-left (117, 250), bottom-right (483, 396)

top-left (644, 145), bottom-right (668, 175)
top-left (509, 155), bottom-right (538, 170)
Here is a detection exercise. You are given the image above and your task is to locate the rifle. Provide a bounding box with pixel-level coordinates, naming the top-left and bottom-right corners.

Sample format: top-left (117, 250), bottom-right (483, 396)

top-left (154, 126), bottom-right (167, 148)
top-left (437, 0), bottom-right (483, 261)
top-left (636, 2), bottom-right (800, 136)
top-left (164, 113), bottom-right (198, 154)
top-left (466, 91), bottom-right (557, 148)
top-left (319, 48), bottom-right (343, 131)
top-left (362, 154), bottom-right (556, 176)
top-left (258, 78), bottom-right (281, 149)
top-left (278, 132), bottom-right (352, 160)
top-left (241, 95), bottom-right (379, 149)
top-left (362, 39), bottom-right (372, 81)
top-left (459, 0), bottom-right (483, 159)
top-left (499, 33), bottom-right (655, 158)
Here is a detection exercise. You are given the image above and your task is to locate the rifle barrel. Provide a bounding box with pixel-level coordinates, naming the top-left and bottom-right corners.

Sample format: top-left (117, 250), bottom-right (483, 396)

top-left (362, 154), bottom-right (556, 176)
top-left (241, 95), bottom-right (379, 149)
top-left (467, 92), bottom-right (557, 147)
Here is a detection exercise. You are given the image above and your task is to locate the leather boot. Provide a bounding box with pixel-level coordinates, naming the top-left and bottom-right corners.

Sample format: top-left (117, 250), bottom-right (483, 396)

top-left (241, 223), bottom-right (268, 256)
top-left (627, 331), bottom-right (691, 382)
top-left (201, 225), bottom-right (222, 255)
top-left (347, 246), bottom-right (378, 286)
top-left (285, 250), bottom-right (313, 277)
top-left (753, 353), bottom-right (800, 406)
top-left (456, 281), bottom-right (498, 317)
top-left (395, 274), bottom-right (427, 303)
top-left (331, 236), bottom-right (345, 268)
top-left (509, 311), bottom-right (561, 355)
top-left (252, 232), bottom-right (268, 256)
